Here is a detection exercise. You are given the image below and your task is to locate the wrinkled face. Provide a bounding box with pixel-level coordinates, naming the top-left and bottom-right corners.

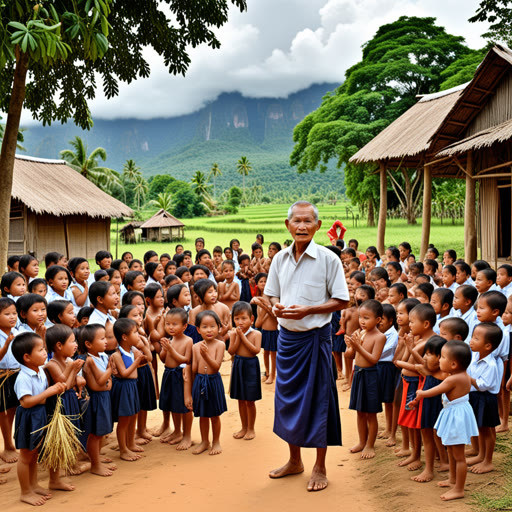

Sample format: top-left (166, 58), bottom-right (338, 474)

top-left (285, 205), bottom-right (320, 244)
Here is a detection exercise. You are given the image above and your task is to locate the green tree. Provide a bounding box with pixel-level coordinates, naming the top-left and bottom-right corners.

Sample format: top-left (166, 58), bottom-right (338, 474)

top-left (171, 182), bottom-right (206, 218)
top-left (0, 0), bottom-right (247, 271)
top-left (149, 191), bottom-right (173, 212)
top-left (122, 159), bottom-right (141, 184)
top-left (209, 162), bottom-right (222, 199)
top-left (148, 174), bottom-right (176, 199)
top-left (470, 1), bottom-right (512, 46)
top-left (0, 116), bottom-right (25, 151)
top-left (191, 170), bottom-right (214, 209)
top-left (133, 174), bottom-right (149, 209)
top-left (236, 156), bottom-right (252, 204)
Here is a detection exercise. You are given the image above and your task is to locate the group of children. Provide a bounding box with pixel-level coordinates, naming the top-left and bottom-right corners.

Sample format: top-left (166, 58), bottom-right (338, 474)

top-left (334, 239), bottom-right (512, 501)
top-left (0, 237), bottom-right (280, 506)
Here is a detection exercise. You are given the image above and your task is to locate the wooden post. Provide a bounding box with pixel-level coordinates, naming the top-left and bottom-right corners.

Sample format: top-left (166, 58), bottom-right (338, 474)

top-left (420, 164), bottom-right (432, 260)
top-left (63, 217), bottom-right (70, 260)
top-left (464, 150), bottom-right (477, 263)
top-left (377, 161), bottom-right (387, 256)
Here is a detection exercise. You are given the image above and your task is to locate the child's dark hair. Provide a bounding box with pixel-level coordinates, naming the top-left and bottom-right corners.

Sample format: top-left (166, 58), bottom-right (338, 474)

top-left (238, 254), bottom-right (250, 264)
top-left (370, 267), bottom-right (390, 287)
top-left (145, 261), bottom-right (160, 280)
top-left (439, 317), bottom-right (469, 340)
top-left (174, 254), bottom-right (185, 267)
top-left (129, 258), bottom-right (143, 269)
top-left (45, 265), bottom-right (72, 285)
top-left (111, 259), bottom-right (124, 271)
top-left (166, 307), bottom-right (188, 325)
top-left (190, 264), bottom-right (210, 278)
top-left (44, 252), bottom-right (64, 268)
top-left (415, 274), bottom-right (430, 284)
top-left (124, 270), bottom-right (144, 288)
top-left (193, 278), bottom-right (217, 302)
top-left (122, 251), bottom-right (133, 261)
top-left (444, 249), bottom-right (457, 261)
top-left (167, 284), bottom-right (187, 306)
top-left (454, 260), bottom-right (471, 276)
top-left (122, 290), bottom-right (144, 307)
top-left (231, 301), bottom-right (252, 323)
top-left (143, 250), bottom-right (158, 264)
top-left (160, 253), bottom-right (171, 260)
top-left (0, 297), bottom-right (15, 313)
top-left (221, 260), bottom-right (235, 271)
top-left (444, 339), bottom-right (472, 370)
top-left (19, 254), bottom-right (37, 274)
top-left (472, 260), bottom-right (490, 272)
top-left (457, 284), bottom-right (478, 305)
top-left (7, 255), bottom-right (20, 268)
top-left (1, 271), bottom-right (25, 297)
top-left (350, 257), bottom-right (361, 266)
top-left (76, 324), bottom-right (104, 354)
top-left (475, 322), bottom-right (503, 351)
top-left (417, 282), bottom-right (434, 300)
top-left (478, 268), bottom-right (497, 284)
top-left (11, 332), bottom-right (42, 364)
top-left (251, 242), bottom-right (263, 256)
top-left (349, 238), bottom-right (359, 248)
top-left (433, 288), bottom-right (454, 310)
top-left (195, 310), bottom-right (222, 329)
top-left (113, 318), bottom-right (137, 343)
top-left (424, 335), bottom-right (447, 356)
top-left (382, 303), bottom-right (397, 329)
top-left (144, 282), bottom-right (164, 301)
top-left (390, 282), bottom-right (407, 299)
top-left (164, 274), bottom-right (180, 287)
top-left (175, 266), bottom-right (190, 280)
top-left (119, 304), bottom-right (137, 319)
top-left (386, 246), bottom-right (400, 261)
top-left (443, 264), bottom-right (456, 278)
top-left (46, 324), bottom-right (74, 354)
top-left (89, 281), bottom-right (113, 307)
top-left (386, 261), bottom-right (402, 274)
top-left (357, 284), bottom-right (375, 300)
top-left (269, 242), bottom-right (282, 252)
top-left (77, 306), bottom-right (94, 324)
top-left (479, 290), bottom-right (507, 316)
top-left (255, 272), bottom-right (267, 285)
top-left (47, 300), bottom-right (72, 324)
top-left (366, 246), bottom-right (380, 260)
top-left (106, 268), bottom-right (121, 282)
top-left (342, 247), bottom-right (356, 258)
top-left (498, 264), bottom-right (512, 277)
top-left (213, 246), bottom-right (223, 254)
top-left (409, 262), bottom-right (424, 274)
top-left (350, 271), bottom-right (366, 285)
top-left (230, 239), bottom-right (240, 249)
top-left (399, 242), bottom-right (411, 253)
top-left (16, 294), bottom-right (47, 323)
top-left (195, 249), bottom-right (212, 263)
top-left (359, 298), bottom-right (383, 318)
top-left (427, 246), bottom-right (439, 258)
top-left (410, 303), bottom-right (436, 327)
top-left (424, 259), bottom-right (438, 274)
top-left (94, 269), bottom-right (108, 281)
top-left (165, 260), bottom-right (177, 273)
top-left (68, 257), bottom-right (88, 277)
top-left (95, 250), bottom-right (113, 263)
top-left (27, 278), bottom-right (46, 293)
top-left (399, 297), bottom-right (421, 313)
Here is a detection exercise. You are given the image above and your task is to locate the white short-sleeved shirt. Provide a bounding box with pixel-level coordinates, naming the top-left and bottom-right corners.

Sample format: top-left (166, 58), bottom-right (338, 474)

top-left (264, 240), bottom-right (349, 332)
top-left (453, 307), bottom-right (478, 344)
top-left (70, 281), bottom-right (90, 311)
top-left (500, 282), bottom-right (512, 299)
top-left (14, 364), bottom-right (48, 400)
top-left (379, 326), bottom-right (398, 362)
top-left (468, 351), bottom-right (500, 394)
top-left (45, 287), bottom-right (74, 304)
top-left (88, 308), bottom-right (115, 327)
top-left (0, 329), bottom-right (20, 370)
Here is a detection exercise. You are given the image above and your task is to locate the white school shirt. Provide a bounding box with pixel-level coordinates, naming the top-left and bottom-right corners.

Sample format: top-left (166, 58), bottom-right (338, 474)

top-left (14, 364), bottom-right (48, 400)
top-left (433, 313), bottom-right (453, 335)
top-left (499, 281), bottom-right (512, 299)
top-left (69, 281), bottom-right (90, 311)
top-left (446, 282), bottom-right (459, 293)
top-left (88, 308), bottom-right (116, 327)
top-left (45, 287), bottom-right (74, 304)
top-left (468, 351), bottom-right (500, 394)
top-left (453, 307), bottom-right (478, 344)
top-left (379, 326), bottom-right (398, 362)
top-left (0, 329), bottom-right (20, 369)
top-left (463, 277), bottom-right (475, 287)
top-left (264, 239), bottom-right (349, 332)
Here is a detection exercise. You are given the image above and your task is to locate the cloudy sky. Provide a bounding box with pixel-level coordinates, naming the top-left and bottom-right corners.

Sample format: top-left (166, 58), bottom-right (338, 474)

top-left (77, 0), bottom-right (491, 120)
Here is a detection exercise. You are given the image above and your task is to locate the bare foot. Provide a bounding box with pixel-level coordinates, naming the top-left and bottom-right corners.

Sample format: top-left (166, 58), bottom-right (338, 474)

top-left (20, 493), bottom-right (47, 506)
top-left (377, 430), bottom-right (391, 439)
top-left (90, 464), bottom-right (114, 477)
top-left (398, 454), bottom-right (418, 467)
top-left (440, 489), bottom-right (465, 501)
top-left (265, 377), bottom-right (274, 385)
top-left (243, 430), bottom-right (256, 440)
top-left (49, 480), bottom-right (75, 491)
top-left (307, 466), bottom-right (328, 492)
top-left (209, 442), bottom-right (222, 455)
top-left (269, 460), bottom-right (304, 479)
top-left (169, 434), bottom-right (183, 445)
top-left (496, 424), bottom-right (509, 433)
top-left (0, 466), bottom-right (11, 474)
top-left (0, 449), bottom-right (18, 464)
top-left (437, 479), bottom-right (454, 488)
top-left (192, 441), bottom-right (210, 455)
top-left (176, 437), bottom-right (192, 451)
top-left (135, 437), bottom-right (150, 446)
top-left (140, 431), bottom-right (153, 440)
top-left (361, 447), bottom-right (375, 459)
top-left (120, 450), bottom-right (141, 461)
top-left (342, 384), bottom-right (351, 392)
top-left (437, 462), bottom-right (449, 472)
top-left (349, 442), bottom-right (365, 454)
top-left (407, 460), bottom-right (422, 471)
top-left (465, 448), bottom-right (478, 457)
top-left (395, 449), bottom-right (411, 458)
top-left (470, 462), bottom-right (494, 474)
top-left (148, 425), bottom-right (170, 438)
top-left (100, 457), bottom-right (113, 464)
top-left (33, 487), bottom-right (52, 499)
top-left (127, 444), bottom-right (144, 453)
top-left (466, 455), bottom-right (483, 467)
top-left (160, 431), bottom-right (181, 444)
top-left (385, 437), bottom-right (396, 447)
top-left (67, 462), bottom-right (91, 475)
top-left (233, 429), bottom-right (247, 439)
top-left (411, 470), bottom-right (433, 482)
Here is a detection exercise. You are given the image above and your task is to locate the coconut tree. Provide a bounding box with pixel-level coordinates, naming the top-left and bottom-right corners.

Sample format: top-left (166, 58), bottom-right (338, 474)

top-left (122, 159), bottom-right (141, 184)
top-left (133, 174), bottom-right (149, 209)
top-left (149, 191), bottom-right (173, 212)
top-left (209, 162), bottom-right (222, 199)
top-left (236, 156), bottom-right (252, 204)
top-left (191, 170), bottom-right (215, 209)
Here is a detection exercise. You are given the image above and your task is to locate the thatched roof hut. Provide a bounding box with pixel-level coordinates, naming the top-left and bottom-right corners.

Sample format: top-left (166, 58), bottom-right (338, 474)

top-left (9, 155), bottom-right (133, 259)
top-left (140, 209), bottom-right (185, 242)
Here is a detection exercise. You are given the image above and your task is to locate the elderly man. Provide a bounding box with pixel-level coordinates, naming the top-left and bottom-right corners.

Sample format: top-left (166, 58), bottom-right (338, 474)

top-left (256, 201), bottom-right (349, 492)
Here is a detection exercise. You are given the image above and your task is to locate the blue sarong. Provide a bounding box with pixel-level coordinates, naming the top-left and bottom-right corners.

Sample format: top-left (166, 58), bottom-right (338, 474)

top-left (274, 324), bottom-right (342, 448)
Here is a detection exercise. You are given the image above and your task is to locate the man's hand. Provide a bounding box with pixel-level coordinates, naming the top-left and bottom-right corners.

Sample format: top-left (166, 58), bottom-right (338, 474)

top-left (279, 304), bottom-right (309, 320)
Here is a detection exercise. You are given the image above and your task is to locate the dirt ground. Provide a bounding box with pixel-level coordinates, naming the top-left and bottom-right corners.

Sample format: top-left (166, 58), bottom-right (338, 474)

top-left (1, 357), bottom-right (497, 512)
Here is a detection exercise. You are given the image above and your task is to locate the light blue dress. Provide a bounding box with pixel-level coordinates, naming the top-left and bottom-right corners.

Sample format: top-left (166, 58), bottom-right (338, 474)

top-left (434, 393), bottom-right (478, 445)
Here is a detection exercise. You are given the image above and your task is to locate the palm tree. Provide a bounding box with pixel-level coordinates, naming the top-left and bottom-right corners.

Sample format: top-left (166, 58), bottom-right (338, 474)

top-left (60, 135), bottom-right (122, 194)
top-left (209, 163), bottom-right (222, 199)
top-left (133, 174), bottom-right (149, 209)
top-left (236, 156), bottom-right (252, 204)
top-left (122, 159), bottom-right (141, 184)
top-left (149, 191), bottom-right (173, 212)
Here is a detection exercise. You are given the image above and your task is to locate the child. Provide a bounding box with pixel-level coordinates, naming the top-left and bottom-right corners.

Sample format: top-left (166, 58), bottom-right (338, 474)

top-left (95, 250), bottom-right (113, 270)
top-left (347, 299), bottom-right (386, 459)
top-left (68, 257), bottom-right (90, 311)
top-left (165, 260), bottom-right (177, 276)
top-left (414, 282), bottom-right (434, 304)
top-left (0, 298), bottom-right (20, 465)
top-left (110, 318), bottom-right (146, 461)
top-left (19, 254), bottom-right (39, 283)
top-left (167, 284), bottom-right (201, 343)
top-left (28, 278), bottom-right (47, 297)
top-left (122, 251), bottom-right (134, 264)
top-left (442, 265), bottom-right (458, 293)
top-left (16, 294), bottom-right (48, 340)
top-left (454, 261), bottom-right (474, 286)
top-left (467, 322), bottom-right (503, 474)
top-left (124, 270), bottom-right (146, 294)
top-left (1, 271), bottom-right (27, 301)
top-left (452, 285), bottom-right (478, 343)
top-left (79, 324), bottom-right (115, 477)
top-left (88, 281), bottom-right (118, 351)
top-left (430, 288), bottom-right (453, 334)
top-left (47, 300), bottom-right (77, 328)
top-left (44, 265), bottom-right (74, 304)
top-left (145, 261), bottom-right (165, 286)
top-left (475, 268), bottom-right (497, 296)
top-left (77, 306), bottom-right (94, 326)
top-left (249, 243), bottom-right (266, 276)
top-left (388, 283), bottom-right (408, 310)
top-left (228, 301), bottom-right (262, 440)
top-left (410, 340), bottom-right (478, 501)
top-left (106, 267), bottom-right (123, 297)
top-left (187, 310), bottom-right (227, 455)
top-left (497, 264), bottom-right (512, 298)
top-left (237, 254), bottom-right (253, 303)
top-left (11, 332), bottom-right (67, 505)
top-left (369, 267), bottom-right (390, 291)
top-left (443, 250), bottom-right (457, 266)
top-left (438, 317), bottom-right (469, 343)
top-left (143, 282), bottom-right (165, 382)
top-left (218, 260), bottom-right (240, 312)
top-left (386, 261), bottom-right (403, 285)
top-left (159, 308), bottom-right (194, 450)
top-left (7, 255), bottom-right (20, 272)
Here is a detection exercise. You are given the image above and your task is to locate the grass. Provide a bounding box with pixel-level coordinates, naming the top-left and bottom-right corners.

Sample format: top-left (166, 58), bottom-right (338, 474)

top-left (110, 203), bottom-right (465, 260)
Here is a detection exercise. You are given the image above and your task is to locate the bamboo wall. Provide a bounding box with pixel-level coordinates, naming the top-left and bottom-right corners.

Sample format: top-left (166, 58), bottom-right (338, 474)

top-left (480, 178), bottom-right (498, 262)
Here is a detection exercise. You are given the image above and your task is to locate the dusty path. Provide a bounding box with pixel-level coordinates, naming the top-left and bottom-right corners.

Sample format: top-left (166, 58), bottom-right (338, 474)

top-left (1, 357), bottom-right (485, 511)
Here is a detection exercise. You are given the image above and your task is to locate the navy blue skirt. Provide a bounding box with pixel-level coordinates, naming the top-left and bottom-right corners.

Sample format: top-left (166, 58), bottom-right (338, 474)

top-left (421, 375), bottom-right (443, 429)
top-left (87, 389), bottom-right (113, 436)
top-left (274, 324), bottom-right (342, 448)
top-left (331, 311), bottom-right (346, 352)
top-left (185, 323), bottom-right (202, 344)
top-left (469, 391), bottom-right (500, 428)
top-left (261, 329), bottom-right (278, 352)
top-left (61, 388), bottom-right (82, 432)
top-left (192, 373), bottom-right (227, 418)
top-left (111, 378), bottom-right (140, 422)
top-left (14, 404), bottom-right (47, 450)
top-left (349, 365), bottom-right (382, 413)
top-left (0, 370), bottom-right (19, 412)
top-left (230, 355), bottom-right (262, 402)
top-left (240, 279), bottom-right (252, 303)
top-left (160, 366), bottom-right (189, 414)
top-left (137, 364), bottom-right (157, 411)
top-left (377, 362), bottom-right (400, 404)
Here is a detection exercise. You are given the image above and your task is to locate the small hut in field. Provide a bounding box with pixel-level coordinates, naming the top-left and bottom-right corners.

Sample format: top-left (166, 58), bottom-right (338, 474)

top-left (350, 45), bottom-right (512, 264)
top-left (140, 209), bottom-right (185, 242)
top-left (120, 221), bottom-right (143, 244)
top-left (9, 155), bottom-right (133, 259)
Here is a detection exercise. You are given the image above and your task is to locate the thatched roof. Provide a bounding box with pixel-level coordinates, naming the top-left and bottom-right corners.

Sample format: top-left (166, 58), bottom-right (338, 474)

top-left (13, 155), bottom-right (133, 218)
top-left (140, 209), bottom-right (185, 229)
top-left (349, 84), bottom-right (465, 167)
top-left (120, 221), bottom-right (143, 232)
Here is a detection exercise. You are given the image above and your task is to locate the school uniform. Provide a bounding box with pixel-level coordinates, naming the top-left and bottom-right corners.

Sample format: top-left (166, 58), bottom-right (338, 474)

top-left (261, 328), bottom-right (279, 352)
top-left (69, 281), bottom-right (90, 313)
top-left (110, 347), bottom-right (140, 422)
top-left (499, 282), bottom-right (512, 299)
top-left (435, 393), bottom-right (478, 445)
top-left (120, 283), bottom-right (127, 301)
top-left (230, 327), bottom-right (262, 402)
top-left (453, 307), bottom-right (478, 344)
top-left (467, 351), bottom-right (500, 428)
top-left (349, 365), bottom-right (382, 413)
top-left (146, 276), bottom-right (158, 286)
top-left (159, 364), bottom-right (189, 414)
top-left (446, 282), bottom-right (459, 293)
top-left (45, 287), bottom-right (74, 304)
top-left (474, 317), bottom-right (510, 384)
top-left (86, 352), bottom-right (113, 436)
top-left (464, 277), bottom-right (475, 287)
top-left (192, 372), bottom-right (227, 418)
top-left (88, 308), bottom-right (116, 327)
top-left (421, 375), bottom-right (443, 428)
top-left (137, 361), bottom-right (157, 412)
top-left (14, 365), bottom-right (49, 450)
top-left (0, 328), bottom-right (20, 412)
top-left (377, 326), bottom-right (399, 403)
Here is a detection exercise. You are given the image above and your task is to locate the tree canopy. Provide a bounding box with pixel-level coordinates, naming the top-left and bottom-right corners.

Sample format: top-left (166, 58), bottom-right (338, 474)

top-left (469, 1), bottom-right (512, 46)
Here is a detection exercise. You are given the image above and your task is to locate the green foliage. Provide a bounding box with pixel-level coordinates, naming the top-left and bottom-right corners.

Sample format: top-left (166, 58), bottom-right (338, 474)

top-left (236, 155), bottom-right (252, 203)
top-left (191, 170), bottom-right (214, 209)
top-left (167, 180), bottom-right (206, 218)
top-left (149, 191), bottom-right (173, 212)
top-left (223, 186), bottom-right (242, 214)
top-left (148, 174), bottom-right (176, 199)
top-left (439, 48), bottom-right (488, 90)
top-left (470, 1), bottom-right (512, 46)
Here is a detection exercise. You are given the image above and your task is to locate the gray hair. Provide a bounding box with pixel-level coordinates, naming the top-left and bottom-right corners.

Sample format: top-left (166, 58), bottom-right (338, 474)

top-left (287, 201), bottom-right (319, 222)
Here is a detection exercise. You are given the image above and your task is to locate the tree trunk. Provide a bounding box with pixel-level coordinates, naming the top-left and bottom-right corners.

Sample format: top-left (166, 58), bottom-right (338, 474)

top-left (0, 52), bottom-right (29, 272)
top-left (464, 150), bottom-right (477, 263)
top-left (402, 170), bottom-right (417, 224)
top-left (367, 198), bottom-right (376, 227)
top-left (420, 165), bottom-right (432, 260)
top-left (376, 162), bottom-right (386, 251)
